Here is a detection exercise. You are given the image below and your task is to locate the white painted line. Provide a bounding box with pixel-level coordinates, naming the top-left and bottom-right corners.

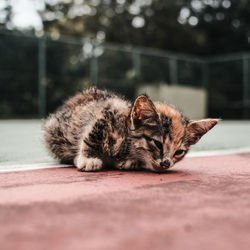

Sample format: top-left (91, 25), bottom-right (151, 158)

top-left (187, 147), bottom-right (250, 158)
top-left (0, 162), bottom-right (70, 173)
top-left (0, 147), bottom-right (250, 173)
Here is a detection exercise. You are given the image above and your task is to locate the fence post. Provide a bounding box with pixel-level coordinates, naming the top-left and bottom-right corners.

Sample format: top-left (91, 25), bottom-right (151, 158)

top-left (38, 36), bottom-right (46, 117)
top-left (90, 41), bottom-right (98, 86)
top-left (243, 55), bottom-right (250, 118)
top-left (169, 58), bottom-right (178, 85)
top-left (132, 49), bottom-right (141, 77)
top-left (202, 61), bottom-right (209, 89)
top-left (202, 61), bottom-right (210, 117)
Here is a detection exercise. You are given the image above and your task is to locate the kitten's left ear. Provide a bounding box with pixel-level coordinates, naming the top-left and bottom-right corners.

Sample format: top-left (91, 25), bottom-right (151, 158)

top-left (130, 95), bottom-right (159, 129)
top-left (186, 119), bottom-right (220, 145)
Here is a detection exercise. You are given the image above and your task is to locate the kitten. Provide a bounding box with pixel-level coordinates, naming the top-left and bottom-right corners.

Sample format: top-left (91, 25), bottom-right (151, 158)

top-left (43, 87), bottom-right (219, 172)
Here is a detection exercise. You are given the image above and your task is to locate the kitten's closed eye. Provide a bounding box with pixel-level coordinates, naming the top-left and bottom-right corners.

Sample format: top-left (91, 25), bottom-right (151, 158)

top-left (143, 135), bottom-right (163, 151)
top-left (153, 140), bottom-right (163, 150)
top-left (174, 149), bottom-right (185, 157)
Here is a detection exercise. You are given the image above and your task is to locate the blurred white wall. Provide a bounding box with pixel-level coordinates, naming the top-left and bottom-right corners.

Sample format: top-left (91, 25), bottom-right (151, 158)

top-left (136, 83), bottom-right (207, 119)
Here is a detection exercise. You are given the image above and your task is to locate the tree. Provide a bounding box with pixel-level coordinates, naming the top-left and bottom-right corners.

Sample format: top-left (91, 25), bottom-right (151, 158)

top-left (1, 0), bottom-right (250, 55)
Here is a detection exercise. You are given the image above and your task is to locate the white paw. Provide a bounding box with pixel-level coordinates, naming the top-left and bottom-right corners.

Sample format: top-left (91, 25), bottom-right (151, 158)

top-left (74, 155), bottom-right (103, 172)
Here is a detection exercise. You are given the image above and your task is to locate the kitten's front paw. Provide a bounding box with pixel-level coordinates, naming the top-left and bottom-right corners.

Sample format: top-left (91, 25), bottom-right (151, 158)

top-left (74, 155), bottom-right (103, 172)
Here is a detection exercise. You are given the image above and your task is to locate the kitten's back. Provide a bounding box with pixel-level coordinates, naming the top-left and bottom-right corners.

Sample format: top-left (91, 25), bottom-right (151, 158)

top-left (43, 88), bottom-right (129, 163)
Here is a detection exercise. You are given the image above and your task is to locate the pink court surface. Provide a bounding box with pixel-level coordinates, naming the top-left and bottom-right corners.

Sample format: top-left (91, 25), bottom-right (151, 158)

top-left (1, 153), bottom-right (250, 250)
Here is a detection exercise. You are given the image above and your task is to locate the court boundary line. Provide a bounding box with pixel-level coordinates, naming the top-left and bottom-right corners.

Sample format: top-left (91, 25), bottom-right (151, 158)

top-left (0, 147), bottom-right (250, 173)
top-left (187, 147), bottom-right (250, 157)
top-left (0, 163), bottom-right (69, 173)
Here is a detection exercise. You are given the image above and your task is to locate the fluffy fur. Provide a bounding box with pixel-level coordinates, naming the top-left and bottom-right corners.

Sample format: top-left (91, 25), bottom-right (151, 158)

top-left (43, 87), bottom-right (219, 172)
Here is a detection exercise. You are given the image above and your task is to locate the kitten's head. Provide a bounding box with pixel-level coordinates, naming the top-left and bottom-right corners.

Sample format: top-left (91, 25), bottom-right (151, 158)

top-left (128, 95), bottom-right (219, 172)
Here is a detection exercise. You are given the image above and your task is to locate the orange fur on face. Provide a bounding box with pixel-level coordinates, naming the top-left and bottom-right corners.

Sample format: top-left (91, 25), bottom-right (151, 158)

top-left (155, 102), bottom-right (186, 138)
top-left (154, 102), bottom-right (219, 167)
top-left (154, 102), bottom-right (187, 164)
top-left (156, 103), bottom-right (185, 137)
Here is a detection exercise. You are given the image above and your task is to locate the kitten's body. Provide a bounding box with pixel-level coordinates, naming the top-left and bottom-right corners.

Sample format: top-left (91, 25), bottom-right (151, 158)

top-left (43, 87), bottom-right (219, 172)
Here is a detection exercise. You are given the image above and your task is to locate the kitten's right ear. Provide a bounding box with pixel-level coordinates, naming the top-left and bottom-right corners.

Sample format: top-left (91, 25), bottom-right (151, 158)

top-left (185, 118), bottom-right (220, 145)
top-left (130, 95), bottom-right (159, 129)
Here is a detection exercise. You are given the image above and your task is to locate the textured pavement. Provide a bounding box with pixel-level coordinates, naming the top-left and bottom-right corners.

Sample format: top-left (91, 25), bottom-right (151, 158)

top-left (1, 153), bottom-right (250, 250)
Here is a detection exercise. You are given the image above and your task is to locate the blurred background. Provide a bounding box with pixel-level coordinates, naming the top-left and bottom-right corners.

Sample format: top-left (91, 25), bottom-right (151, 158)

top-left (1, 4), bottom-right (250, 250)
top-left (0, 0), bottom-right (250, 120)
top-left (1, 0), bottom-right (250, 167)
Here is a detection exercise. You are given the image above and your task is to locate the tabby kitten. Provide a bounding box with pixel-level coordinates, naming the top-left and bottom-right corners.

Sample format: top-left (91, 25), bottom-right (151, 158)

top-left (43, 87), bottom-right (219, 172)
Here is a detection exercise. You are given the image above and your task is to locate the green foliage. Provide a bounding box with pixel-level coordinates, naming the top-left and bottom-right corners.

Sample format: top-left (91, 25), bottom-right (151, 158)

top-left (1, 0), bottom-right (250, 54)
top-left (40, 0), bottom-right (250, 54)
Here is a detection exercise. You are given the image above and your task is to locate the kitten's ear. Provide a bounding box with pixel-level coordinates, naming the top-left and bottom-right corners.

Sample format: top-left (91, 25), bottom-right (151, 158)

top-left (130, 95), bottom-right (158, 129)
top-left (186, 119), bottom-right (220, 145)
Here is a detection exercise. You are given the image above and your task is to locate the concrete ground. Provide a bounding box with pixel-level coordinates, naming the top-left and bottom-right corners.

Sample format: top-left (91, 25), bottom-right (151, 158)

top-left (1, 153), bottom-right (250, 250)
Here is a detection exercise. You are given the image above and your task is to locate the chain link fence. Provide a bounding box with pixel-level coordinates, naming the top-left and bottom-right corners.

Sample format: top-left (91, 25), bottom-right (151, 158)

top-left (0, 31), bottom-right (249, 119)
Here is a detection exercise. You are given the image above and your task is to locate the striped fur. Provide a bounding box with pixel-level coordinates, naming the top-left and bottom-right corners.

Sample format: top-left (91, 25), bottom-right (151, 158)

top-left (43, 87), bottom-right (219, 172)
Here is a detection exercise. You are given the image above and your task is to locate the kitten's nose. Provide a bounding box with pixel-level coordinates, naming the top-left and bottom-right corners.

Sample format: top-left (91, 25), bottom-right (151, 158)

top-left (160, 159), bottom-right (171, 168)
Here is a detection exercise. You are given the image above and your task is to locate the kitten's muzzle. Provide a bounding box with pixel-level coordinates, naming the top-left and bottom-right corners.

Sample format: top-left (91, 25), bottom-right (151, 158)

top-left (160, 159), bottom-right (171, 168)
top-left (153, 159), bottom-right (171, 172)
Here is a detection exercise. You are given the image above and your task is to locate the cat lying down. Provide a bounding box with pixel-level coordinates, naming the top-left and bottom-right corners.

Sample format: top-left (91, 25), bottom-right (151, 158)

top-left (43, 87), bottom-right (219, 172)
